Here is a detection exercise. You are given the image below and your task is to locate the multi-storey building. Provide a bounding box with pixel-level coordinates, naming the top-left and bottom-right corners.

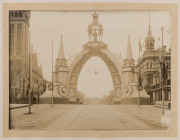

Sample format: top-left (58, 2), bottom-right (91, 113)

top-left (9, 10), bottom-right (31, 103)
top-left (9, 10), bottom-right (44, 103)
top-left (136, 21), bottom-right (171, 105)
top-left (31, 51), bottom-right (44, 103)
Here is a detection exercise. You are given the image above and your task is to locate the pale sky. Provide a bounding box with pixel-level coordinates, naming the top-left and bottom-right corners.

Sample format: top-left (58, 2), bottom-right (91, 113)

top-left (30, 11), bottom-right (170, 97)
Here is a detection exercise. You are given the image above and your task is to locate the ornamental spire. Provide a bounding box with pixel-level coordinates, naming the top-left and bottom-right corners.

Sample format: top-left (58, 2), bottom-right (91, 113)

top-left (145, 11), bottom-right (155, 50)
top-left (58, 34), bottom-right (65, 59)
top-left (126, 35), bottom-right (133, 60)
top-left (148, 11), bottom-right (151, 34)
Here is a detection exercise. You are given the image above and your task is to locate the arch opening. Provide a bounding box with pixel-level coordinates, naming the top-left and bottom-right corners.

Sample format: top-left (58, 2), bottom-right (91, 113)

top-left (67, 49), bottom-right (123, 104)
top-left (77, 56), bottom-right (113, 98)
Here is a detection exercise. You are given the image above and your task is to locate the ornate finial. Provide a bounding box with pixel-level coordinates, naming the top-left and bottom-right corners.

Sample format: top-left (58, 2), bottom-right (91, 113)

top-left (61, 34), bottom-right (63, 39)
top-left (88, 12), bottom-right (103, 42)
top-left (92, 11), bottom-right (98, 20)
top-left (161, 26), bottom-right (164, 31)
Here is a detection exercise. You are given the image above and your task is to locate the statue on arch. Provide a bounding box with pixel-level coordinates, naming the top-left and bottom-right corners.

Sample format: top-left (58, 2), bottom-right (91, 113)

top-left (93, 28), bottom-right (98, 42)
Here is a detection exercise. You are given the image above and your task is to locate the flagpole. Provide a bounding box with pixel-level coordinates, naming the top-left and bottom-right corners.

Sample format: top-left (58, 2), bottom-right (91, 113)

top-left (138, 39), bottom-right (141, 108)
top-left (28, 31), bottom-right (32, 114)
top-left (161, 27), bottom-right (164, 115)
top-left (52, 42), bottom-right (54, 107)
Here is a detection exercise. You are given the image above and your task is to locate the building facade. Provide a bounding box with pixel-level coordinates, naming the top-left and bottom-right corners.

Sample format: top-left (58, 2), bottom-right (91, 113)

top-left (9, 10), bottom-right (44, 103)
top-left (31, 52), bottom-right (44, 103)
top-left (136, 22), bottom-right (171, 105)
top-left (9, 10), bottom-right (31, 103)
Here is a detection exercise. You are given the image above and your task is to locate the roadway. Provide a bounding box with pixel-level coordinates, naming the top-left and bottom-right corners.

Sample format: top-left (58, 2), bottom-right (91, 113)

top-left (10, 104), bottom-right (166, 130)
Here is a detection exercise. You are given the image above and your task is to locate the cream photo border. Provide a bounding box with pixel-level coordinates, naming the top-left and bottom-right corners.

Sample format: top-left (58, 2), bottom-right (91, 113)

top-left (2, 2), bottom-right (178, 137)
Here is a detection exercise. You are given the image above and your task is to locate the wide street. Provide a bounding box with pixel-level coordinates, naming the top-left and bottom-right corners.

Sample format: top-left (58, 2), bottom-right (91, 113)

top-left (10, 104), bottom-right (167, 130)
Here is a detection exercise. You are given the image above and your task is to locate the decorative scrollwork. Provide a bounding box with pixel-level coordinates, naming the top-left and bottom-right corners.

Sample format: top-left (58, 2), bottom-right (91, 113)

top-left (58, 84), bottom-right (68, 97)
top-left (123, 84), bottom-right (132, 98)
top-left (48, 83), bottom-right (52, 91)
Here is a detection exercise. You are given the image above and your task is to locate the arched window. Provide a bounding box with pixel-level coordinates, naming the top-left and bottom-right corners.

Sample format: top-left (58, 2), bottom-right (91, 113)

top-left (150, 62), bottom-right (152, 68)
top-left (15, 11), bottom-right (18, 17)
top-left (19, 11), bottom-right (22, 17)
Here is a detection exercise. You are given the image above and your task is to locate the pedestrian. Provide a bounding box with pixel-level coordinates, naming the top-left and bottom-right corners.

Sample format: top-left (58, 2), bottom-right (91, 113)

top-left (33, 96), bottom-right (36, 104)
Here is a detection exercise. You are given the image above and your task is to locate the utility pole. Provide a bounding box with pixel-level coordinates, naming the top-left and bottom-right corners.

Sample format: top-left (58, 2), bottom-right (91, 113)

top-left (138, 42), bottom-right (140, 108)
top-left (161, 27), bottom-right (164, 115)
top-left (52, 42), bottom-right (54, 107)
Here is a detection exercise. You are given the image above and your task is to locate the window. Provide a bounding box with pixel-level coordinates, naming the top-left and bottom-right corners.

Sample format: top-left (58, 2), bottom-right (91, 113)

top-left (168, 62), bottom-right (171, 69)
top-left (147, 75), bottom-right (153, 85)
top-left (10, 24), bottom-right (14, 56)
top-left (15, 11), bottom-right (18, 17)
top-left (17, 24), bottom-right (22, 55)
top-left (19, 11), bottom-right (22, 17)
top-left (150, 62), bottom-right (152, 68)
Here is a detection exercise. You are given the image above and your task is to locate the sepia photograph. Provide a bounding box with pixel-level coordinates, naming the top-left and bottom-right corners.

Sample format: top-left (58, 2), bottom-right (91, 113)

top-left (2, 2), bottom-right (178, 138)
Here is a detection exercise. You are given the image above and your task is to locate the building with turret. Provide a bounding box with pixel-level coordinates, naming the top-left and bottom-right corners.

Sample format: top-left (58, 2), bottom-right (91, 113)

top-left (135, 14), bottom-right (171, 105)
top-left (9, 10), bottom-right (31, 103)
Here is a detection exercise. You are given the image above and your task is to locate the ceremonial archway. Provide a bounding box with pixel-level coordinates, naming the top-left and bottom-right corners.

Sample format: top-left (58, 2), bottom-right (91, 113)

top-left (67, 42), bottom-right (124, 104)
top-left (51, 12), bottom-right (138, 104)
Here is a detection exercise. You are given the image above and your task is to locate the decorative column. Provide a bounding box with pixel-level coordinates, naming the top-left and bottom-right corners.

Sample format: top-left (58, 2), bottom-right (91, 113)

top-left (53, 35), bottom-right (69, 103)
top-left (122, 35), bottom-right (138, 99)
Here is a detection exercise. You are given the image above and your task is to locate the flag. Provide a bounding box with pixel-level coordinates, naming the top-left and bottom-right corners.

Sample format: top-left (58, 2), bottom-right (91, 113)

top-left (138, 76), bottom-right (142, 86)
top-left (139, 39), bottom-right (142, 52)
top-left (161, 61), bottom-right (168, 80)
top-left (138, 75), bottom-right (143, 90)
top-left (163, 62), bottom-right (168, 80)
